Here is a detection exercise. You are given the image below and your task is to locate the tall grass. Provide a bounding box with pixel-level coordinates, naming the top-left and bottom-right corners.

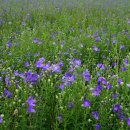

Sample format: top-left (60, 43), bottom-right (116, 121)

top-left (0, 0), bottom-right (130, 130)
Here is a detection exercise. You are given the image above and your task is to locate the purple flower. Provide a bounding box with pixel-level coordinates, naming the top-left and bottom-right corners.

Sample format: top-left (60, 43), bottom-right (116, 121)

top-left (113, 104), bottom-right (121, 112)
top-left (25, 72), bottom-right (38, 84)
top-left (52, 64), bottom-right (61, 73)
top-left (57, 114), bottom-right (63, 122)
top-left (3, 88), bottom-right (12, 98)
top-left (123, 58), bottom-right (128, 66)
top-left (126, 118), bottom-right (130, 126)
top-left (97, 77), bottom-right (107, 85)
top-left (62, 73), bottom-right (75, 85)
top-left (82, 99), bottom-right (90, 108)
top-left (112, 40), bottom-right (116, 44)
top-left (58, 60), bottom-right (63, 67)
top-left (33, 38), bottom-right (38, 43)
top-left (19, 73), bottom-right (25, 78)
top-left (59, 84), bottom-right (64, 90)
top-left (5, 76), bottom-right (10, 86)
top-left (92, 111), bottom-right (99, 120)
top-left (95, 37), bottom-right (100, 42)
top-left (68, 102), bottom-right (73, 109)
top-left (83, 69), bottom-right (90, 82)
top-left (112, 93), bottom-right (117, 99)
top-left (35, 61), bottom-right (44, 68)
top-left (106, 83), bottom-right (112, 90)
top-left (42, 64), bottom-right (50, 71)
top-left (117, 78), bottom-right (122, 85)
top-left (118, 111), bottom-right (125, 120)
top-left (94, 124), bottom-right (100, 130)
top-left (120, 66), bottom-right (126, 71)
top-left (120, 44), bottom-right (125, 50)
top-left (35, 57), bottom-right (45, 68)
top-left (72, 58), bottom-right (81, 67)
top-left (27, 105), bottom-right (36, 113)
top-left (91, 88), bottom-right (101, 96)
top-left (14, 70), bottom-right (19, 76)
top-left (68, 66), bottom-right (74, 72)
top-left (0, 116), bottom-right (2, 124)
top-left (96, 84), bottom-right (102, 90)
top-left (93, 46), bottom-right (99, 52)
top-left (24, 62), bottom-right (29, 67)
top-left (6, 41), bottom-right (12, 48)
top-left (111, 62), bottom-right (117, 67)
top-left (26, 96), bottom-right (36, 113)
top-left (97, 63), bottom-right (105, 70)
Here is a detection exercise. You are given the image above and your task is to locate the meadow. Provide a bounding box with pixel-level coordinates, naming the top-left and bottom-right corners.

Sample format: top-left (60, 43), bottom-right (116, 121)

top-left (0, 0), bottom-right (130, 129)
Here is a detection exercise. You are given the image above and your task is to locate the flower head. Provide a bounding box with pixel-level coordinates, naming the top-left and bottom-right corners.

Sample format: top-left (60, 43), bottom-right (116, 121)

top-left (82, 99), bottom-right (90, 108)
top-left (62, 73), bottom-right (75, 85)
top-left (123, 58), bottom-right (128, 66)
top-left (3, 88), bottom-right (12, 98)
top-left (26, 96), bottom-right (36, 113)
top-left (5, 76), bottom-right (10, 86)
top-left (126, 118), bottom-right (130, 126)
top-left (120, 44), bottom-right (124, 50)
top-left (92, 111), bottom-right (99, 120)
top-left (93, 46), bottom-right (99, 52)
top-left (113, 104), bottom-right (121, 112)
top-left (71, 58), bottom-right (81, 67)
top-left (97, 63), bottom-right (105, 70)
top-left (35, 57), bottom-right (45, 68)
top-left (117, 78), bottom-right (122, 85)
top-left (25, 72), bottom-right (38, 84)
top-left (95, 37), bottom-right (100, 42)
top-left (83, 69), bottom-right (90, 82)
top-left (0, 116), bottom-right (2, 124)
top-left (68, 102), bottom-right (73, 109)
top-left (94, 124), bottom-right (100, 130)
top-left (51, 64), bottom-right (61, 73)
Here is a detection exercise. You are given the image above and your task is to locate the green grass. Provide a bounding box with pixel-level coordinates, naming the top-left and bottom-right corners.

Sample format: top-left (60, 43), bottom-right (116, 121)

top-left (0, 0), bottom-right (130, 130)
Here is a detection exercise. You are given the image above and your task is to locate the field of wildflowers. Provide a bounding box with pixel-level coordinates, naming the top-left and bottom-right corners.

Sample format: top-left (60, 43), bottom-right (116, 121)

top-left (0, 0), bottom-right (130, 129)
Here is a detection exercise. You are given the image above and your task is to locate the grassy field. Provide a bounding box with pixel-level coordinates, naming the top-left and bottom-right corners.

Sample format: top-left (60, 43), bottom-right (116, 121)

top-left (0, 0), bottom-right (130, 129)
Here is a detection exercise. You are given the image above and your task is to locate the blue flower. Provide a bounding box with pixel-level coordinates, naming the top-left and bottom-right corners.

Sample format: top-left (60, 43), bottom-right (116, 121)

top-left (106, 83), bottom-right (112, 90)
top-left (113, 104), bottom-right (121, 112)
top-left (26, 96), bottom-right (36, 113)
top-left (123, 58), bottom-right (128, 66)
top-left (92, 111), bottom-right (99, 120)
top-left (97, 63), bottom-right (105, 70)
top-left (83, 69), bottom-right (90, 82)
top-left (95, 37), bottom-right (100, 42)
top-left (117, 78), bottom-right (122, 85)
top-left (93, 46), bottom-right (99, 52)
top-left (72, 58), bottom-right (81, 67)
top-left (25, 72), bottom-right (38, 84)
top-left (120, 44), bottom-right (124, 50)
top-left (94, 124), bottom-right (100, 130)
top-left (51, 64), bottom-right (61, 73)
top-left (82, 99), bottom-right (90, 108)
top-left (3, 88), bottom-right (12, 98)
top-left (59, 84), bottom-right (64, 90)
top-left (68, 102), bottom-right (73, 109)
top-left (126, 118), bottom-right (130, 126)
top-left (0, 116), bottom-right (2, 124)
top-left (5, 76), bottom-right (10, 86)
top-left (62, 73), bottom-right (75, 85)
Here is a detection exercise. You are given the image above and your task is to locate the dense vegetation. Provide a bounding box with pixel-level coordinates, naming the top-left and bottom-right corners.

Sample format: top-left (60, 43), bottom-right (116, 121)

top-left (0, 0), bottom-right (130, 129)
